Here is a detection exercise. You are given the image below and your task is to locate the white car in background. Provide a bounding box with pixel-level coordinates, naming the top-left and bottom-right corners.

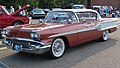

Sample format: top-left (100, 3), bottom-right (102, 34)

top-left (72, 4), bottom-right (85, 9)
top-left (52, 8), bottom-right (62, 11)
top-left (30, 9), bottom-right (46, 18)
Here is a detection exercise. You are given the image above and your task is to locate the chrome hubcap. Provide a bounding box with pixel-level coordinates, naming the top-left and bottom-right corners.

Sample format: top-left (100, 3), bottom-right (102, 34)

top-left (54, 42), bottom-right (62, 54)
top-left (103, 30), bottom-right (109, 40)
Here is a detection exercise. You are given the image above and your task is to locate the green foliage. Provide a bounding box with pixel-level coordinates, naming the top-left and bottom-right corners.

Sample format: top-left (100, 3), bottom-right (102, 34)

top-left (0, 0), bottom-right (84, 9)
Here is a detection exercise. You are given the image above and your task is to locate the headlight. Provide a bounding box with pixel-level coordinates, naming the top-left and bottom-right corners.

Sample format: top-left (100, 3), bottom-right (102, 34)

top-left (30, 32), bottom-right (40, 40)
top-left (1, 28), bottom-right (10, 36)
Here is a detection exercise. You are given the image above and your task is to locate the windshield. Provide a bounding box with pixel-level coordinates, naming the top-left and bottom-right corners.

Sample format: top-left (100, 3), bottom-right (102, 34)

top-left (43, 11), bottom-right (77, 24)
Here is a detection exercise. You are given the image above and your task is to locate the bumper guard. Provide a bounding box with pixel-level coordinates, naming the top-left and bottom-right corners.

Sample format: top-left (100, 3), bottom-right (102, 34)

top-left (2, 37), bottom-right (51, 54)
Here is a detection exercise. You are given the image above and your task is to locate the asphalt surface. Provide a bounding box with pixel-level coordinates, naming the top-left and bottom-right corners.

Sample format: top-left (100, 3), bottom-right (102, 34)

top-left (0, 62), bottom-right (9, 68)
top-left (0, 19), bottom-right (120, 68)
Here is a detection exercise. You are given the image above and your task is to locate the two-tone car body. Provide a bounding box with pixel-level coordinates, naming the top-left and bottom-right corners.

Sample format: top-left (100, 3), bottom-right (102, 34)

top-left (2, 9), bottom-right (118, 58)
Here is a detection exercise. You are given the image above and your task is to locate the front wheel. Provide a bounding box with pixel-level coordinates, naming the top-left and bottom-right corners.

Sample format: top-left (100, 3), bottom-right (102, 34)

top-left (49, 38), bottom-right (65, 59)
top-left (100, 30), bottom-right (109, 41)
top-left (12, 21), bottom-right (22, 26)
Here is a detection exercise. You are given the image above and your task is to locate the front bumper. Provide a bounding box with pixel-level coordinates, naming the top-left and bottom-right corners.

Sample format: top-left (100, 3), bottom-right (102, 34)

top-left (2, 37), bottom-right (51, 54)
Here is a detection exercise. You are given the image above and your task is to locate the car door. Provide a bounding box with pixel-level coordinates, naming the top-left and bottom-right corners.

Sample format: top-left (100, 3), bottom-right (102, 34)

top-left (0, 7), bottom-right (10, 28)
top-left (0, 8), bottom-right (6, 27)
top-left (76, 12), bottom-right (101, 44)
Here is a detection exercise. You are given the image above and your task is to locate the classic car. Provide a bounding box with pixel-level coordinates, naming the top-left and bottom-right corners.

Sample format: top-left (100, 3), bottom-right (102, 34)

top-left (0, 4), bottom-right (31, 28)
top-left (2, 9), bottom-right (118, 58)
top-left (30, 8), bottom-right (46, 18)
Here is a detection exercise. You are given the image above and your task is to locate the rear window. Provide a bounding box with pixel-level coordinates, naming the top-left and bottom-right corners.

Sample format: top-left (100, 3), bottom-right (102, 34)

top-left (32, 9), bottom-right (45, 14)
top-left (76, 12), bottom-right (97, 23)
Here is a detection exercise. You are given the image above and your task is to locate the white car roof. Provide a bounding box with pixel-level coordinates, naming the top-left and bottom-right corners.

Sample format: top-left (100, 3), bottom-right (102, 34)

top-left (92, 6), bottom-right (101, 8)
top-left (52, 9), bottom-right (98, 13)
top-left (73, 4), bottom-right (84, 6)
top-left (52, 9), bottom-right (102, 20)
top-left (52, 8), bottom-right (62, 11)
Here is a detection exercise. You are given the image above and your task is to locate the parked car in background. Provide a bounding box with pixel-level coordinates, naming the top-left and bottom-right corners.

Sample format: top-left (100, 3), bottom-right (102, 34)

top-left (112, 9), bottom-right (120, 17)
top-left (0, 4), bottom-right (31, 28)
top-left (43, 9), bottom-right (51, 14)
top-left (52, 8), bottom-right (62, 11)
top-left (62, 4), bottom-right (85, 9)
top-left (72, 4), bottom-right (85, 9)
top-left (30, 8), bottom-right (46, 18)
top-left (91, 5), bottom-right (101, 13)
top-left (2, 9), bottom-right (118, 59)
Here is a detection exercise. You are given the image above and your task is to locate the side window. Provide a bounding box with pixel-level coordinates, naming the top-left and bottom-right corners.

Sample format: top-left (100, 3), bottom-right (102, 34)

top-left (76, 12), bottom-right (97, 23)
top-left (67, 12), bottom-right (78, 23)
top-left (46, 12), bottom-right (78, 24)
top-left (0, 8), bottom-right (2, 12)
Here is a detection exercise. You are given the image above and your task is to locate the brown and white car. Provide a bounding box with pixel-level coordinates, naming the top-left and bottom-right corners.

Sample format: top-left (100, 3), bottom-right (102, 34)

top-left (2, 9), bottom-right (118, 58)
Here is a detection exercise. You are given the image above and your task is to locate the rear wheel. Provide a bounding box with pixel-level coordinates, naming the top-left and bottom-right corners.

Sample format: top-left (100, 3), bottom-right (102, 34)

top-left (100, 30), bottom-right (109, 41)
top-left (12, 21), bottom-right (22, 26)
top-left (49, 38), bottom-right (65, 59)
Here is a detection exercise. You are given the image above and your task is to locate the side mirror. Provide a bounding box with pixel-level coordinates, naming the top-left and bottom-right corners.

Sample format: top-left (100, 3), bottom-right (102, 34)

top-left (39, 19), bottom-right (43, 23)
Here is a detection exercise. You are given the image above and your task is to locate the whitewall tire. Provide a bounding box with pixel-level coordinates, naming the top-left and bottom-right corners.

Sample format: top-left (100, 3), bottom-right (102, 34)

top-left (100, 30), bottom-right (109, 41)
top-left (49, 38), bottom-right (65, 58)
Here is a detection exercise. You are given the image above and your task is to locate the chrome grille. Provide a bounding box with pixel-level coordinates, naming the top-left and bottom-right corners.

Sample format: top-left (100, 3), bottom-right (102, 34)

top-left (7, 39), bottom-right (29, 48)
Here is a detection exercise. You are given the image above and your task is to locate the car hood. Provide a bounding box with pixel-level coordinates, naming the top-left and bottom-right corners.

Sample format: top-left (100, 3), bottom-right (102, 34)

top-left (11, 4), bottom-right (30, 16)
top-left (12, 23), bottom-right (65, 31)
top-left (8, 23), bottom-right (64, 38)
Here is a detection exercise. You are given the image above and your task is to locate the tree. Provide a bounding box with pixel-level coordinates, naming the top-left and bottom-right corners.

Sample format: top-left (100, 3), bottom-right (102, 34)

top-left (0, 0), bottom-right (84, 9)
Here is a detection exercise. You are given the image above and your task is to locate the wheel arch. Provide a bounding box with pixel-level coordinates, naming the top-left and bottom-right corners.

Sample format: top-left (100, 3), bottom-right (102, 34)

top-left (53, 36), bottom-right (70, 48)
top-left (108, 27), bottom-right (117, 33)
top-left (108, 29), bottom-right (111, 33)
top-left (11, 20), bottom-right (24, 26)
